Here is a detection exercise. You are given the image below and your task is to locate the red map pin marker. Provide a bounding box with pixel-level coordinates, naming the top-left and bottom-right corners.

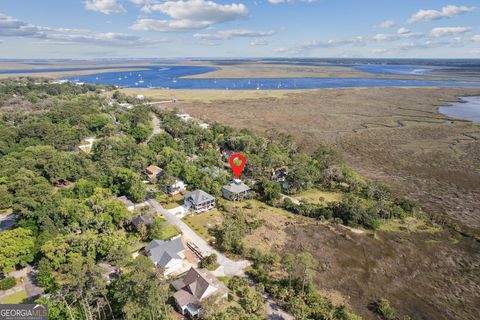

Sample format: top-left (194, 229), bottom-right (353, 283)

top-left (229, 153), bottom-right (246, 179)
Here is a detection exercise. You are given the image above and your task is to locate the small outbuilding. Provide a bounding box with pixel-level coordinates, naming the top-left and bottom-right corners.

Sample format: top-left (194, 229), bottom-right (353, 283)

top-left (117, 196), bottom-right (135, 212)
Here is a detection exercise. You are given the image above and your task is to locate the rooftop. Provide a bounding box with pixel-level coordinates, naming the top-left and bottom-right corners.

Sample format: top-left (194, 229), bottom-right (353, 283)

top-left (117, 195), bottom-right (134, 207)
top-left (146, 237), bottom-right (185, 267)
top-left (185, 189), bottom-right (215, 205)
top-left (172, 268), bottom-right (228, 303)
top-left (222, 180), bottom-right (250, 194)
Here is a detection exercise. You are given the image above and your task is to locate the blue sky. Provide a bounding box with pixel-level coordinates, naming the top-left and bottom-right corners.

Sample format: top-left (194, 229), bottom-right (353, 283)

top-left (1, 0), bottom-right (479, 58)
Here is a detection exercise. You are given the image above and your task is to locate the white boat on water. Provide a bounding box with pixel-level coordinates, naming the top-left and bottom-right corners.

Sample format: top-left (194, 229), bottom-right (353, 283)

top-left (138, 80), bottom-right (144, 83)
top-left (172, 79), bottom-right (177, 83)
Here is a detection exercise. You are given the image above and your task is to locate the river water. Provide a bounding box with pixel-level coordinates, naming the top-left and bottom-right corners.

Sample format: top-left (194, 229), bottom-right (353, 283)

top-left (438, 96), bottom-right (480, 122)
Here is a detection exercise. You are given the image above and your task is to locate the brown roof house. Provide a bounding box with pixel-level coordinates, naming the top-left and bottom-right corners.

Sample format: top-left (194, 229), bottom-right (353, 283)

top-left (172, 267), bottom-right (229, 318)
top-left (184, 189), bottom-right (215, 213)
top-left (145, 165), bottom-right (163, 182)
top-left (221, 179), bottom-right (250, 201)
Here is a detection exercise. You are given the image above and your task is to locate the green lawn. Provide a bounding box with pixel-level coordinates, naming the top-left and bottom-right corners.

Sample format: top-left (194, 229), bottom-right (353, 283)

top-left (155, 193), bottom-right (185, 209)
top-left (379, 216), bottom-right (441, 233)
top-left (182, 209), bottom-right (224, 240)
top-left (294, 189), bottom-right (343, 204)
top-left (157, 225), bottom-right (181, 240)
top-left (0, 290), bottom-right (27, 304)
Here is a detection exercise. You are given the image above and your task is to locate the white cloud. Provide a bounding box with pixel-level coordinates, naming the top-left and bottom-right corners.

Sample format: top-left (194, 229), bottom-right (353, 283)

top-left (408, 5), bottom-right (476, 24)
top-left (268, 0), bottom-right (317, 4)
top-left (84, 0), bottom-right (127, 14)
top-left (472, 35), bottom-right (480, 42)
top-left (48, 32), bottom-right (164, 47)
top-left (0, 13), bottom-right (159, 47)
top-left (131, 19), bottom-right (211, 32)
top-left (131, 0), bottom-right (248, 32)
top-left (250, 39), bottom-right (270, 46)
top-left (430, 27), bottom-right (471, 38)
top-left (194, 28), bottom-right (275, 40)
top-left (380, 20), bottom-right (395, 28)
top-left (372, 33), bottom-right (395, 41)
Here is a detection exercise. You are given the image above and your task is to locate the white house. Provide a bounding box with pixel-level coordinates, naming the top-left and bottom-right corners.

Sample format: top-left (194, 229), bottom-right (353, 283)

top-left (166, 179), bottom-right (186, 195)
top-left (145, 237), bottom-right (186, 276)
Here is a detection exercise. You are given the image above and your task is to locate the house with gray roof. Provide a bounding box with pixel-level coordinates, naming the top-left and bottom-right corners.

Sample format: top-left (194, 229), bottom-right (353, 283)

top-left (145, 237), bottom-right (186, 276)
top-left (171, 267), bottom-right (229, 318)
top-left (131, 213), bottom-right (155, 231)
top-left (184, 189), bottom-right (215, 213)
top-left (117, 196), bottom-right (135, 212)
top-left (221, 179), bottom-right (251, 201)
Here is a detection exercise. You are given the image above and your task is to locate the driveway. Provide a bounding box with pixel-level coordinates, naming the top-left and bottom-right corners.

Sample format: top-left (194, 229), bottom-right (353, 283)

top-left (167, 205), bottom-right (189, 218)
top-left (148, 199), bottom-right (249, 277)
top-left (0, 213), bottom-right (16, 231)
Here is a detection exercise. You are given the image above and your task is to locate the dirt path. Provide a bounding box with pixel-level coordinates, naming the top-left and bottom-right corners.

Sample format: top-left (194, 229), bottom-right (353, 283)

top-left (146, 113), bottom-right (162, 143)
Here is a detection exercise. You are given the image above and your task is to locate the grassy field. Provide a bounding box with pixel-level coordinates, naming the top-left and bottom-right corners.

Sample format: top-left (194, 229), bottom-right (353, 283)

top-left (156, 193), bottom-right (185, 209)
top-left (378, 216), bottom-right (441, 233)
top-left (120, 88), bottom-right (297, 103)
top-left (0, 290), bottom-right (27, 304)
top-left (293, 189), bottom-right (343, 204)
top-left (162, 86), bottom-right (480, 235)
top-left (182, 209), bottom-right (224, 240)
top-left (161, 86), bottom-right (480, 320)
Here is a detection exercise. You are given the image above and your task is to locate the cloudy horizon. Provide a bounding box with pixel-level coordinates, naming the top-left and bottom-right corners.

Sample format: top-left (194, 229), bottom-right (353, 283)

top-left (0, 0), bottom-right (479, 59)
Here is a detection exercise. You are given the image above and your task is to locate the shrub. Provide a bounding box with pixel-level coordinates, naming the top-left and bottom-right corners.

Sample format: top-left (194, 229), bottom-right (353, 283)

top-left (374, 298), bottom-right (396, 320)
top-left (0, 277), bottom-right (16, 290)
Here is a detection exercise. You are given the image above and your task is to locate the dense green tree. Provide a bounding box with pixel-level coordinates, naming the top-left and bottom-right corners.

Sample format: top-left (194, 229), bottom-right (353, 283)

top-left (111, 168), bottom-right (146, 202)
top-left (0, 228), bottom-right (35, 274)
top-left (0, 183), bottom-right (13, 209)
top-left (111, 256), bottom-right (172, 320)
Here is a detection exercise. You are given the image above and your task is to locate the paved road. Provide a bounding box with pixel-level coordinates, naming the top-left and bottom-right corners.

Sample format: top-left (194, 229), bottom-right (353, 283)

top-left (148, 199), bottom-right (249, 277)
top-left (0, 213), bottom-right (16, 231)
top-left (148, 199), bottom-right (294, 319)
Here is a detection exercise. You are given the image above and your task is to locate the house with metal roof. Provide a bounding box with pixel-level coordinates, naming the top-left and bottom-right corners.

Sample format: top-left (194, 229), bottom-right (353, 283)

top-left (184, 189), bottom-right (216, 213)
top-left (171, 267), bottom-right (229, 318)
top-left (221, 179), bottom-right (251, 201)
top-left (145, 237), bottom-right (186, 276)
